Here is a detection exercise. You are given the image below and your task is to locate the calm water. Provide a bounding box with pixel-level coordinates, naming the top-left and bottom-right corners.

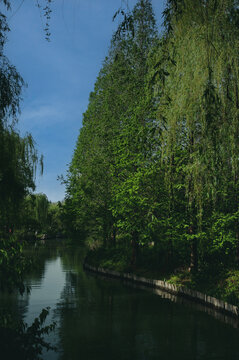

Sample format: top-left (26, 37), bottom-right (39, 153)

top-left (1, 244), bottom-right (239, 360)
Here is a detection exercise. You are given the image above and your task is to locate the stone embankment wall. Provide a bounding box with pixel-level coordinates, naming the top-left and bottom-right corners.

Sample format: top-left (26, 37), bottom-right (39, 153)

top-left (84, 263), bottom-right (239, 317)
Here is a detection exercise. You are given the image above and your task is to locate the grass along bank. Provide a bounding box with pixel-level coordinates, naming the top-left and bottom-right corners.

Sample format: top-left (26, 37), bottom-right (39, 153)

top-left (85, 246), bottom-right (239, 308)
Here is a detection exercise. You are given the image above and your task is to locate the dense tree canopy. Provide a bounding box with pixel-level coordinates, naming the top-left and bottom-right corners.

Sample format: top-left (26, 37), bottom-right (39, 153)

top-left (65, 0), bottom-right (239, 274)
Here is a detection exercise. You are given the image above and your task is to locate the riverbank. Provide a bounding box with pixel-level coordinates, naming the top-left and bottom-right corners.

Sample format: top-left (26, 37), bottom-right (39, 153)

top-left (85, 247), bottom-right (239, 316)
top-left (3, 244), bottom-right (239, 359)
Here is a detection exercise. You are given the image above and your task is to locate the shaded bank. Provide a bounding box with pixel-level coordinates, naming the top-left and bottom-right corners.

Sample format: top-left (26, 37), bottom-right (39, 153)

top-left (84, 262), bottom-right (239, 318)
top-left (3, 244), bottom-right (239, 359)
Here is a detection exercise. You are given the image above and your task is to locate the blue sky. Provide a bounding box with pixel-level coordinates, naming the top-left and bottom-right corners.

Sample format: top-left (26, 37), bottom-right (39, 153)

top-left (4, 0), bottom-right (165, 202)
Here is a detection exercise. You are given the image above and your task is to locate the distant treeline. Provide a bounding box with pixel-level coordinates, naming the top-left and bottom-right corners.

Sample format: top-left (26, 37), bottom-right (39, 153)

top-left (65, 0), bottom-right (239, 273)
top-left (14, 193), bottom-right (65, 240)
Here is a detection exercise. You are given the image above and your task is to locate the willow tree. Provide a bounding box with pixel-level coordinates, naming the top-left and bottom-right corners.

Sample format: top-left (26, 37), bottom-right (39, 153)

top-left (110, 0), bottom-right (160, 265)
top-left (0, 0), bottom-right (43, 232)
top-left (156, 0), bottom-right (239, 270)
top-left (34, 193), bottom-right (49, 232)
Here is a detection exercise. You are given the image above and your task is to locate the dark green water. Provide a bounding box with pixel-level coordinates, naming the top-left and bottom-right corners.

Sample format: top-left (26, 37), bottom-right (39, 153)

top-left (2, 244), bottom-right (239, 360)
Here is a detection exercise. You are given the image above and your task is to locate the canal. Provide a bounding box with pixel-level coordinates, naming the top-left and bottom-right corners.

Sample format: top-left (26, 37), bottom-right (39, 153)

top-left (1, 244), bottom-right (239, 360)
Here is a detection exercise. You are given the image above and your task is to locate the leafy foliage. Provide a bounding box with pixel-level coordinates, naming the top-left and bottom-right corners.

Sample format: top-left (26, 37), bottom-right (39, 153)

top-left (65, 0), bottom-right (239, 284)
top-left (0, 236), bottom-right (29, 293)
top-left (0, 307), bottom-right (56, 360)
top-left (0, 3), bottom-right (57, 357)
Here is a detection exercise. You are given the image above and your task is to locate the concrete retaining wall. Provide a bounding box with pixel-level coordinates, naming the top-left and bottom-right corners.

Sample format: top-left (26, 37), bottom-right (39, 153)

top-left (83, 262), bottom-right (239, 317)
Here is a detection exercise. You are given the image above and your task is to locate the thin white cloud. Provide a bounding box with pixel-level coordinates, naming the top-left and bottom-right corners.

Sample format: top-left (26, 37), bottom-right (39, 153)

top-left (19, 98), bottom-right (83, 132)
top-left (22, 104), bottom-right (62, 123)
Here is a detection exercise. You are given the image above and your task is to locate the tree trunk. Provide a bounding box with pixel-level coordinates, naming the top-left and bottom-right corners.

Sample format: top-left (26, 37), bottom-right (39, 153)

top-left (234, 173), bottom-right (239, 264)
top-left (111, 226), bottom-right (116, 248)
top-left (131, 231), bottom-right (139, 267)
top-left (189, 224), bottom-right (198, 273)
top-left (188, 131), bottom-right (198, 273)
top-left (236, 229), bottom-right (239, 264)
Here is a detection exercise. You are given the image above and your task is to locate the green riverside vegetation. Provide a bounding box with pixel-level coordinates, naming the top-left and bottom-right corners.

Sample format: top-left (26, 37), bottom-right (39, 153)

top-left (0, 1), bottom-right (58, 358)
top-left (65, 0), bottom-right (239, 306)
top-left (1, 0), bottom-right (239, 356)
